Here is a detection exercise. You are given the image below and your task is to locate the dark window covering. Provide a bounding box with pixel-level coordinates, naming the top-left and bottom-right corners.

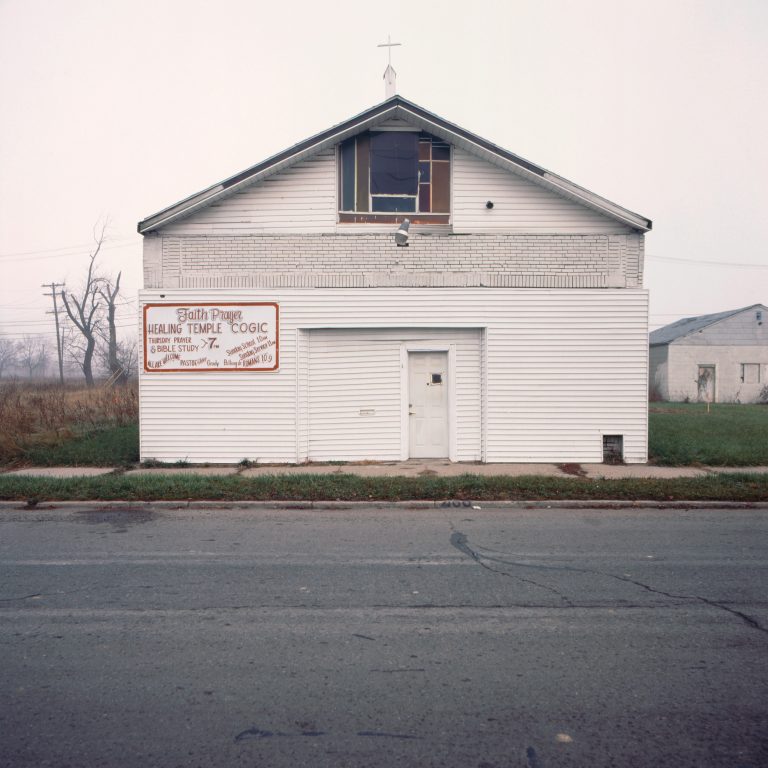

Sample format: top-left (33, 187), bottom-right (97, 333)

top-left (431, 143), bottom-right (450, 161)
top-left (372, 196), bottom-right (416, 212)
top-left (370, 133), bottom-right (419, 195)
top-left (339, 132), bottom-right (450, 217)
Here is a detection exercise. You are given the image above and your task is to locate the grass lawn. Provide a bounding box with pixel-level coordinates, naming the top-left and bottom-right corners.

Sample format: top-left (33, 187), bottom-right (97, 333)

top-left (21, 424), bottom-right (140, 467)
top-left (1, 381), bottom-right (766, 472)
top-left (649, 403), bottom-right (768, 466)
top-left (2, 399), bottom-right (767, 500)
top-left (13, 403), bottom-right (767, 469)
top-left (0, 472), bottom-right (767, 503)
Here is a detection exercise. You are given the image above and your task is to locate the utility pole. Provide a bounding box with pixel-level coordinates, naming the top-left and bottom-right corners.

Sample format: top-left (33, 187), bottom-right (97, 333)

top-left (42, 282), bottom-right (65, 384)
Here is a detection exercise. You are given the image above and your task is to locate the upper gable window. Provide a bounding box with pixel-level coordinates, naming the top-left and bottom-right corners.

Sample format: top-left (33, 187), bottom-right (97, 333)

top-left (338, 131), bottom-right (450, 224)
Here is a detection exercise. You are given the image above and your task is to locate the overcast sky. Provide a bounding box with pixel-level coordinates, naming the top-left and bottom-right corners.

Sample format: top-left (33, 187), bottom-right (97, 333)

top-left (1, 0), bottom-right (766, 347)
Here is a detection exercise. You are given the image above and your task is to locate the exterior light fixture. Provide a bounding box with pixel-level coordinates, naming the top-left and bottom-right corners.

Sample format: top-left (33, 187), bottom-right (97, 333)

top-left (395, 218), bottom-right (410, 246)
top-left (486, 200), bottom-right (494, 209)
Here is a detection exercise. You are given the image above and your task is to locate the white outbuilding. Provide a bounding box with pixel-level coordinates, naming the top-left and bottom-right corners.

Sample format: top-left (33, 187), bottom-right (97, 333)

top-left (649, 304), bottom-right (768, 403)
top-left (138, 95), bottom-right (652, 464)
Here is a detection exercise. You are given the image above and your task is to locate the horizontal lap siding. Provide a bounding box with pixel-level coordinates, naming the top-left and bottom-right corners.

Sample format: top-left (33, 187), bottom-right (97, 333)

top-left (139, 289), bottom-right (648, 463)
top-left (154, 147), bottom-right (635, 239)
top-left (307, 329), bottom-right (481, 462)
top-left (139, 321), bottom-right (296, 463)
top-left (485, 294), bottom-right (648, 462)
top-left (159, 151), bottom-right (336, 235)
top-left (452, 331), bottom-right (483, 460)
top-left (308, 335), bottom-right (401, 461)
top-left (452, 148), bottom-right (632, 235)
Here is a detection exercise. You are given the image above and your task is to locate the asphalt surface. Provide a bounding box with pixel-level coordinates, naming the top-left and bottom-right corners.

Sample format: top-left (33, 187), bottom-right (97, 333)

top-left (1, 504), bottom-right (766, 767)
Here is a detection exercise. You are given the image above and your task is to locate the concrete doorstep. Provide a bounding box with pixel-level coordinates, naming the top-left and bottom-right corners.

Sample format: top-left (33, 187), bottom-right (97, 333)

top-left (2, 461), bottom-right (768, 480)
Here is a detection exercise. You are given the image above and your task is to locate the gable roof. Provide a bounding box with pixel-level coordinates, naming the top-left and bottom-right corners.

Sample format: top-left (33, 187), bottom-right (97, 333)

top-left (137, 95), bottom-right (652, 234)
top-left (650, 304), bottom-right (767, 345)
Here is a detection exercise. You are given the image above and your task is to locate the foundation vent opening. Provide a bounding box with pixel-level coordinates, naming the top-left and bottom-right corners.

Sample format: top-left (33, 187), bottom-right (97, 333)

top-left (602, 435), bottom-right (624, 464)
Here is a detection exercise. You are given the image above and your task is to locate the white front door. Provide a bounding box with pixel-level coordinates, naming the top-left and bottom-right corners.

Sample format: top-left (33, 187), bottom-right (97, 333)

top-left (408, 351), bottom-right (449, 458)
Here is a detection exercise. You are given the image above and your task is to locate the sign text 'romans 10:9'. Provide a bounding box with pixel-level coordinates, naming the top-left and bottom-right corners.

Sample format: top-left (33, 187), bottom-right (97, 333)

top-left (143, 303), bottom-right (279, 372)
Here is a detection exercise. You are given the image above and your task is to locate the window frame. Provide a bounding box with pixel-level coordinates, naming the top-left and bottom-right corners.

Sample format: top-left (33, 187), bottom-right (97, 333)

top-left (337, 130), bottom-right (452, 225)
top-left (740, 363), bottom-right (761, 384)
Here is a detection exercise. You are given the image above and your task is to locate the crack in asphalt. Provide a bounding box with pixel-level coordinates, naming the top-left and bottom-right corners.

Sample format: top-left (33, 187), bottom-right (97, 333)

top-left (449, 529), bottom-right (767, 635)
top-left (0, 593), bottom-right (42, 602)
top-left (0, 581), bottom-right (208, 604)
top-left (449, 531), bottom-right (574, 605)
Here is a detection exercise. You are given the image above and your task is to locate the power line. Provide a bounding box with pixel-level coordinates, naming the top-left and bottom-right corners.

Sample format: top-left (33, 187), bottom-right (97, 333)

top-left (0, 238), bottom-right (135, 259)
top-left (0, 294), bottom-right (138, 314)
top-left (0, 312), bottom-right (137, 327)
top-left (647, 254), bottom-right (768, 269)
top-left (0, 322), bottom-right (138, 339)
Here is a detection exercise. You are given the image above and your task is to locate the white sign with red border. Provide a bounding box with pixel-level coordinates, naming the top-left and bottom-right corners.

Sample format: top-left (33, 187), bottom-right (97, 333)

top-left (143, 303), bottom-right (279, 372)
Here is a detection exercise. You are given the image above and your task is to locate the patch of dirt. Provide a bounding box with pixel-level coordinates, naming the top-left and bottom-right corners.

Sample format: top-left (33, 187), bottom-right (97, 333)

top-left (557, 463), bottom-right (588, 478)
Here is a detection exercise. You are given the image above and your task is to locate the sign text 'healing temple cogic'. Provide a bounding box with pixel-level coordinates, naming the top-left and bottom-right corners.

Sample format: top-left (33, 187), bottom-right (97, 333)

top-left (143, 303), bottom-right (279, 371)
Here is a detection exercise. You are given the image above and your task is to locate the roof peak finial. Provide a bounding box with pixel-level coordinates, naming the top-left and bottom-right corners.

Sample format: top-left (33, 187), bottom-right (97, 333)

top-left (377, 34), bottom-right (401, 99)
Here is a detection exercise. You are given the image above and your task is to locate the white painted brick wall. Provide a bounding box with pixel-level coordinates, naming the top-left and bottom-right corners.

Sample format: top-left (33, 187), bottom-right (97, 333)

top-left (147, 233), bottom-right (645, 289)
top-left (666, 344), bottom-right (768, 403)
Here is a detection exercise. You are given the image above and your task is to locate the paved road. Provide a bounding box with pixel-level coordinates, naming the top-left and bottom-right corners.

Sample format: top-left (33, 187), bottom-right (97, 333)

top-left (0, 504), bottom-right (766, 767)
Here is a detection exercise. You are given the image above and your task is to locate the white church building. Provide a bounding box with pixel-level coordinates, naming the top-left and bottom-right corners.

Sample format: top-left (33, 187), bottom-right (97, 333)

top-left (138, 94), bottom-right (652, 465)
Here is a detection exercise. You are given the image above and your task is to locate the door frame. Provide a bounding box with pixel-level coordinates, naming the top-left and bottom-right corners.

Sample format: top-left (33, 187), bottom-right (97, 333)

top-left (400, 343), bottom-right (457, 461)
top-left (696, 363), bottom-right (717, 403)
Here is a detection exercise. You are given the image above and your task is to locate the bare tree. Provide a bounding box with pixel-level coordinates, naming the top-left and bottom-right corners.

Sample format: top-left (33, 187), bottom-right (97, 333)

top-left (0, 338), bottom-right (19, 379)
top-left (97, 333), bottom-right (137, 382)
top-left (96, 271), bottom-right (129, 385)
top-left (62, 226), bottom-right (104, 387)
top-left (117, 336), bottom-right (138, 379)
top-left (17, 335), bottom-right (48, 380)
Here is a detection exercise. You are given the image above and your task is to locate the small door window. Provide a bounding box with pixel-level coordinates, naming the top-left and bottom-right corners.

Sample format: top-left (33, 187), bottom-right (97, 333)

top-left (431, 373), bottom-right (443, 385)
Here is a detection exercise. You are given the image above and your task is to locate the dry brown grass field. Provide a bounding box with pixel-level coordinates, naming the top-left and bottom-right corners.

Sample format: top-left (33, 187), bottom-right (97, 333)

top-left (0, 380), bottom-right (138, 463)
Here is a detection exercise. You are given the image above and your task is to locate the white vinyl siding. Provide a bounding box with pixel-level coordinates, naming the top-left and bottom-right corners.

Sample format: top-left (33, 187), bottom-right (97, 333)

top-left (139, 288), bottom-right (648, 464)
top-left (452, 148), bottom-right (632, 234)
top-left (309, 331), bottom-right (401, 461)
top-left (307, 329), bottom-right (482, 461)
top-left (159, 150), bottom-right (337, 235)
top-left (154, 145), bottom-right (638, 238)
